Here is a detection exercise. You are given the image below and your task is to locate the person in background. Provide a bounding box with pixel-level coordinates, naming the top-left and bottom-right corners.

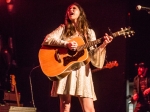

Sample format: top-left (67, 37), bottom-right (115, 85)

top-left (42, 2), bottom-right (113, 112)
top-left (131, 62), bottom-right (150, 112)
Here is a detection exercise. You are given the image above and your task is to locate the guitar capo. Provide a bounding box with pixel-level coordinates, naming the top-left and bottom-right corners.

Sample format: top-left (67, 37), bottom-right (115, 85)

top-left (108, 27), bottom-right (114, 38)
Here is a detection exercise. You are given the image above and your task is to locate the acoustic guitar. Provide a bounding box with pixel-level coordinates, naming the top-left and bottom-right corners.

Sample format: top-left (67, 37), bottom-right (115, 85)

top-left (39, 27), bottom-right (134, 81)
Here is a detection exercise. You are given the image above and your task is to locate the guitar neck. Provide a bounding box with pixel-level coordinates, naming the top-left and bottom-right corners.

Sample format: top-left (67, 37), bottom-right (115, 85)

top-left (14, 85), bottom-right (20, 107)
top-left (92, 67), bottom-right (107, 73)
top-left (92, 68), bottom-right (102, 73)
top-left (77, 38), bottom-right (102, 51)
top-left (77, 31), bottom-right (123, 51)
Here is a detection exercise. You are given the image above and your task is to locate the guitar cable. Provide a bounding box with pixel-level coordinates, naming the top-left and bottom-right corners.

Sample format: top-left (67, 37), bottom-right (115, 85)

top-left (29, 65), bottom-right (40, 108)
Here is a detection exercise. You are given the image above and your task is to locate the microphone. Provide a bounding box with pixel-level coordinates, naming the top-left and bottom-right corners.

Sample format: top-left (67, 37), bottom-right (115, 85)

top-left (136, 5), bottom-right (150, 11)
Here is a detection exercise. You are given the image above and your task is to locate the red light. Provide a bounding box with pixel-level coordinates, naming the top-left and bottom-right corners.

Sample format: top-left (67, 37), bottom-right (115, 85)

top-left (6, 0), bottom-right (12, 4)
top-left (128, 12), bottom-right (130, 16)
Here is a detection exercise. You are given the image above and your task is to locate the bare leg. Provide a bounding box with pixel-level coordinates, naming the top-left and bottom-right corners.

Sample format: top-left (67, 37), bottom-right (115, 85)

top-left (78, 97), bottom-right (95, 112)
top-left (59, 95), bottom-right (71, 112)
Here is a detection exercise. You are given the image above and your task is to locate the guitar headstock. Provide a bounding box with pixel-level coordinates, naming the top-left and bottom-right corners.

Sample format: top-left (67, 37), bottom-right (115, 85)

top-left (10, 74), bottom-right (16, 91)
top-left (112, 27), bottom-right (135, 38)
top-left (105, 61), bottom-right (119, 69)
top-left (10, 75), bottom-right (16, 86)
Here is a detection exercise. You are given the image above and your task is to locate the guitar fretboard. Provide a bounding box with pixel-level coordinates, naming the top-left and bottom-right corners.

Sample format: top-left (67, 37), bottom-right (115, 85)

top-left (77, 31), bottom-right (123, 52)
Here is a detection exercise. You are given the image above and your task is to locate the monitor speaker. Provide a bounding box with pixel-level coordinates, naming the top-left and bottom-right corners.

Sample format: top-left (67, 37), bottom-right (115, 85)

top-left (9, 106), bottom-right (37, 112)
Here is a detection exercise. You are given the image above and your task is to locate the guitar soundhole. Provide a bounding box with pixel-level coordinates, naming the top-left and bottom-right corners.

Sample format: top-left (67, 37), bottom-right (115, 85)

top-left (68, 49), bottom-right (76, 55)
top-left (63, 50), bottom-right (84, 66)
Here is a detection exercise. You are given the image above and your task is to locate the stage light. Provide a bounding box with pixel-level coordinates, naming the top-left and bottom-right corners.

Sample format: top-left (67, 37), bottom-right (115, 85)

top-left (6, 0), bottom-right (15, 13)
top-left (6, 0), bottom-right (13, 4)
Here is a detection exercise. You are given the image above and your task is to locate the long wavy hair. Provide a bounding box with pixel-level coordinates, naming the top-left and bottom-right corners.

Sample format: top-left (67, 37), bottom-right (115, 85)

top-left (64, 3), bottom-right (89, 39)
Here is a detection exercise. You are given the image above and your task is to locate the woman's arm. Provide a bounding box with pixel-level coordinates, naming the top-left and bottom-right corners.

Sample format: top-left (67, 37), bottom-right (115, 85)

top-left (42, 24), bottom-right (68, 47)
top-left (89, 29), bottom-right (112, 68)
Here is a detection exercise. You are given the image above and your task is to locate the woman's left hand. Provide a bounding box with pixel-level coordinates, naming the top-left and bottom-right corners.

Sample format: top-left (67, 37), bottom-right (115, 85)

top-left (103, 33), bottom-right (113, 45)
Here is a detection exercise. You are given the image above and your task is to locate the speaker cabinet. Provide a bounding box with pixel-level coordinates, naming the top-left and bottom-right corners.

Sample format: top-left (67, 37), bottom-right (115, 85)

top-left (0, 106), bottom-right (10, 112)
top-left (4, 92), bottom-right (21, 101)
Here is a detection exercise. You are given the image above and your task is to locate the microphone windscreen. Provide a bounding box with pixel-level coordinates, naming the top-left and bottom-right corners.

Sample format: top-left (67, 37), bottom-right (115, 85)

top-left (136, 5), bottom-right (142, 11)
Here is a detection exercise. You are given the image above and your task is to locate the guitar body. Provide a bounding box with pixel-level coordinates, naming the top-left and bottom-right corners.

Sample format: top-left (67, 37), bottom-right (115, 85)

top-left (39, 37), bottom-right (90, 80)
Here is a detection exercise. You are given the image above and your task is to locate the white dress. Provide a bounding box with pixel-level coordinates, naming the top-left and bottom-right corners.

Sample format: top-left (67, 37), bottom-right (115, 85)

top-left (42, 24), bottom-right (106, 101)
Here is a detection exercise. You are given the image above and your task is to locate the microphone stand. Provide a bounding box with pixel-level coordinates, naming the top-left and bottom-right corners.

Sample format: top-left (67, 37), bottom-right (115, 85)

top-left (145, 9), bottom-right (150, 14)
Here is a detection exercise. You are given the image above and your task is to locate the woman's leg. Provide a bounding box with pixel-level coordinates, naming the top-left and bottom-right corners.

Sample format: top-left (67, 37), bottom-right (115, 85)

top-left (59, 95), bottom-right (71, 112)
top-left (78, 97), bottom-right (95, 112)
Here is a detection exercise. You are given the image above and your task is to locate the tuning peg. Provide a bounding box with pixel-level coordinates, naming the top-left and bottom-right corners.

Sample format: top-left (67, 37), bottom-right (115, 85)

top-left (132, 31), bottom-right (135, 35)
top-left (128, 35), bottom-right (131, 37)
top-left (121, 28), bottom-right (124, 31)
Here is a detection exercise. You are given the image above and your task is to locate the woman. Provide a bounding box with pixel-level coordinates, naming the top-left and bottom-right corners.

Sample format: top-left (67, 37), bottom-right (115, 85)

top-left (42, 2), bottom-right (113, 112)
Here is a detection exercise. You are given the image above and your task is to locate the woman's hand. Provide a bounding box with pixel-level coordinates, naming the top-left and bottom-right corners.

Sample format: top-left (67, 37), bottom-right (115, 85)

top-left (99, 33), bottom-right (113, 49)
top-left (67, 41), bottom-right (78, 51)
top-left (103, 33), bottom-right (113, 45)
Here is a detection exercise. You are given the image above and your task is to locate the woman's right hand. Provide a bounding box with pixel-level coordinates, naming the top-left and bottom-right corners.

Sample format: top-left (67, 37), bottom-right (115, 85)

top-left (67, 41), bottom-right (78, 51)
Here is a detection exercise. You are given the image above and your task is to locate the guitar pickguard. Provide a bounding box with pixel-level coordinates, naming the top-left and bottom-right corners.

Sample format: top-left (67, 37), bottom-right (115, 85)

top-left (63, 50), bottom-right (84, 66)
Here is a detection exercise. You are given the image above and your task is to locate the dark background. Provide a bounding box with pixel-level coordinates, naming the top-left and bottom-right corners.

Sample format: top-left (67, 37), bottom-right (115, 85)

top-left (0, 0), bottom-right (150, 112)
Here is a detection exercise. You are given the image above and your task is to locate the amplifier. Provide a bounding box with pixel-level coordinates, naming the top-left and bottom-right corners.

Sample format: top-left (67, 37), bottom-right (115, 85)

top-left (4, 92), bottom-right (20, 101)
top-left (0, 106), bottom-right (10, 112)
